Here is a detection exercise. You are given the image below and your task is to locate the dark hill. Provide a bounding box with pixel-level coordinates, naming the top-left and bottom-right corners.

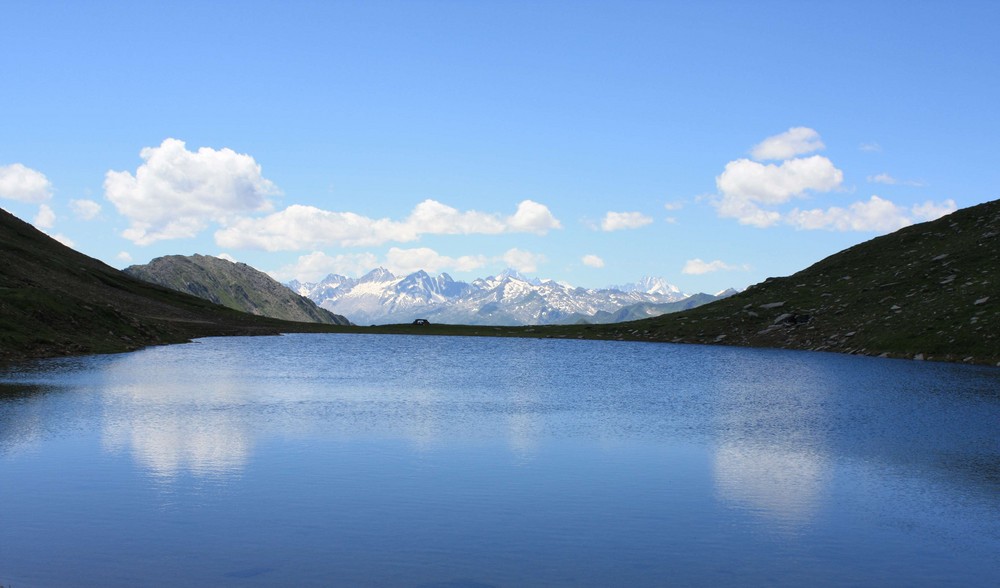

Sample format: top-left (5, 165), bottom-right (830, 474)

top-left (580, 198), bottom-right (1000, 364)
top-left (0, 208), bottom-right (341, 361)
top-left (125, 255), bottom-right (350, 325)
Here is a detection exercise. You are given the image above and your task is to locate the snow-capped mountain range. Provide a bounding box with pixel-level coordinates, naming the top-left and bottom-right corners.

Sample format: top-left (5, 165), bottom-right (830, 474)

top-left (289, 268), bottom-right (735, 326)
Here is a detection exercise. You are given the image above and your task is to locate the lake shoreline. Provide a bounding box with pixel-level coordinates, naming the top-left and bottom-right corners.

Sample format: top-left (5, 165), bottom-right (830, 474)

top-left (4, 320), bottom-right (997, 369)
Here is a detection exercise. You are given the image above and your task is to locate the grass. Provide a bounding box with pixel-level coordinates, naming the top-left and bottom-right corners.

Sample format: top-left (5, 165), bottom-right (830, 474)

top-left (3, 199), bottom-right (999, 366)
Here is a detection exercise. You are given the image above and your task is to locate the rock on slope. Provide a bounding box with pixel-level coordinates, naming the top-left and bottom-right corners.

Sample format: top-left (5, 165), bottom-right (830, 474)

top-left (585, 198), bottom-right (1000, 365)
top-left (126, 255), bottom-right (350, 325)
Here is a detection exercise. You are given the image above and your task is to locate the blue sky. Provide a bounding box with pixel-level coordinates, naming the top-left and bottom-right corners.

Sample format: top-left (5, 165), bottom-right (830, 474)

top-left (1, 0), bottom-right (997, 294)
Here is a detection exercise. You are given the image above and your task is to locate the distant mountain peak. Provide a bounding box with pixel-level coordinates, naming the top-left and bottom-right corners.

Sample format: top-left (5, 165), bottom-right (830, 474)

top-left (359, 267), bottom-right (396, 283)
top-left (292, 267), bottom-right (710, 326)
top-left (610, 276), bottom-right (684, 296)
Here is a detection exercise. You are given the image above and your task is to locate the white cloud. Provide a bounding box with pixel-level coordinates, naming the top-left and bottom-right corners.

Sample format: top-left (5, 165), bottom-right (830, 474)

top-left (215, 253), bottom-right (238, 263)
top-left (50, 233), bottom-right (75, 248)
top-left (117, 251), bottom-right (133, 263)
top-left (34, 204), bottom-right (56, 229)
top-left (270, 251), bottom-right (380, 283)
top-left (104, 138), bottom-right (279, 245)
top-left (70, 199), bottom-right (102, 220)
top-left (911, 199), bottom-right (957, 221)
top-left (385, 247), bottom-right (488, 276)
top-left (0, 163), bottom-right (53, 203)
top-left (581, 254), bottom-right (605, 268)
top-left (867, 173), bottom-right (924, 187)
top-left (502, 248), bottom-right (545, 273)
top-left (750, 127), bottom-right (825, 161)
top-left (663, 200), bottom-right (684, 211)
top-left (868, 173), bottom-right (897, 185)
top-left (859, 142), bottom-right (882, 153)
top-left (216, 199), bottom-right (561, 251)
top-left (713, 155), bottom-right (844, 227)
top-left (785, 195), bottom-right (957, 232)
top-left (714, 129), bottom-right (954, 234)
top-left (507, 200), bottom-right (562, 234)
top-left (405, 199), bottom-right (505, 235)
top-left (682, 258), bottom-right (748, 275)
top-left (600, 211), bottom-right (654, 231)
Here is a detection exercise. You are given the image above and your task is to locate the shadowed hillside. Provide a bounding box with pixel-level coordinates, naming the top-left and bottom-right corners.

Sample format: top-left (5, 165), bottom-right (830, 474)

top-left (575, 198), bottom-right (1000, 364)
top-left (125, 255), bottom-right (351, 325)
top-left (0, 208), bottom-right (341, 361)
top-left (4, 199), bottom-right (998, 366)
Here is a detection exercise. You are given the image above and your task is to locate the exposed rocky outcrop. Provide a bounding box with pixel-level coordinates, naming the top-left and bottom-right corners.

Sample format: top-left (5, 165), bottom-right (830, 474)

top-left (126, 255), bottom-right (350, 325)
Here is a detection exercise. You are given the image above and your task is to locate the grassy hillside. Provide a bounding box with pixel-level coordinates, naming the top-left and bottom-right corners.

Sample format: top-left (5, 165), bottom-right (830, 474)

top-left (315, 200), bottom-right (998, 365)
top-left (0, 208), bottom-right (342, 361)
top-left (3, 198), bottom-right (998, 365)
top-left (570, 198), bottom-right (999, 364)
top-left (125, 254), bottom-right (351, 325)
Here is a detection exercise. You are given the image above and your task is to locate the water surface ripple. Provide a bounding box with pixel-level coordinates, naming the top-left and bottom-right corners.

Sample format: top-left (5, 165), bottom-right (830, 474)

top-left (1, 334), bottom-right (997, 587)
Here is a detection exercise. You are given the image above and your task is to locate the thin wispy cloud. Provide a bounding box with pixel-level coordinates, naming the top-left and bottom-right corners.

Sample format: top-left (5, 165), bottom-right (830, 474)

top-left (70, 199), bottom-right (102, 220)
top-left (682, 258), bottom-right (749, 275)
top-left (600, 211), bottom-right (653, 231)
top-left (867, 173), bottom-right (925, 187)
top-left (750, 127), bottom-right (825, 161)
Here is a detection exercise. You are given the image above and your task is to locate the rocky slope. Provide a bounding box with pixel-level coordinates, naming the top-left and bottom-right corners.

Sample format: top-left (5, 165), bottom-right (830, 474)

top-left (579, 198), bottom-right (1000, 364)
top-left (126, 255), bottom-right (350, 325)
top-left (0, 208), bottom-right (343, 361)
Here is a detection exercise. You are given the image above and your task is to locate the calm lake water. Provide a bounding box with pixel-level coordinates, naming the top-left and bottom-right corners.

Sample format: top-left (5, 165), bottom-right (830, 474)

top-left (1, 334), bottom-right (998, 587)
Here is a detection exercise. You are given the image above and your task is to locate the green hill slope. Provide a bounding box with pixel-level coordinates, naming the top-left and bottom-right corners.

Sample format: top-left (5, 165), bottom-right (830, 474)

top-left (125, 255), bottom-right (350, 325)
top-left (0, 208), bottom-right (341, 361)
top-left (579, 198), bottom-right (1000, 364)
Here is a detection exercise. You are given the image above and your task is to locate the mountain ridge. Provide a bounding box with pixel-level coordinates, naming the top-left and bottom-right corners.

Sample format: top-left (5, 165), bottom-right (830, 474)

top-left (575, 198), bottom-right (1000, 364)
top-left (125, 254), bottom-right (350, 325)
top-left (0, 208), bottom-right (343, 361)
top-left (292, 268), bottom-right (724, 325)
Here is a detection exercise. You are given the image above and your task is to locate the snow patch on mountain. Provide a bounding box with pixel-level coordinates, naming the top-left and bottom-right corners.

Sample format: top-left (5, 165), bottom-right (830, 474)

top-left (291, 268), bottom-right (726, 326)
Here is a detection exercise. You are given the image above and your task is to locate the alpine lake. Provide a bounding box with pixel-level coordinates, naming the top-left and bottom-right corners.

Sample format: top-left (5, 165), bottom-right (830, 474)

top-left (1, 333), bottom-right (997, 587)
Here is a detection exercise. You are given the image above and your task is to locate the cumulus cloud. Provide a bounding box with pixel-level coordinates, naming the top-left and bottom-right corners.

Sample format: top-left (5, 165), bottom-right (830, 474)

top-left (104, 138), bottom-right (279, 245)
top-left (270, 251), bottom-right (380, 283)
top-left (682, 258), bottom-right (748, 275)
top-left (713, 129), bottom-right (957, 233)
top-left (750, 127), bottom-right (825, 161)
top-left (503, 248), bottom-right (545, 273)
top-left (507, 199), bottom-right (562, 233)
top-left (215, 253), bottom-right (238, 263)
top-left (216, 199), bottom-right (561, 251)
top-left (600, 211), bottom-right (654, 231)
top-left (34, 204), bottom-right (56, 229)
top-left (714, 155), bottom-right (844, 227)
top-left (385, 247), bottom-right (488, 275)
top-left (786, 196), bottom-right (957, 232)
top-left (581, 254), bottom-right (605, 268)
top-left (117, 251), bottom-right (133, 263)
top-left (70, 199), bottom-right (102, 220)
top-left (0, 163), bottom-right (53, 203)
